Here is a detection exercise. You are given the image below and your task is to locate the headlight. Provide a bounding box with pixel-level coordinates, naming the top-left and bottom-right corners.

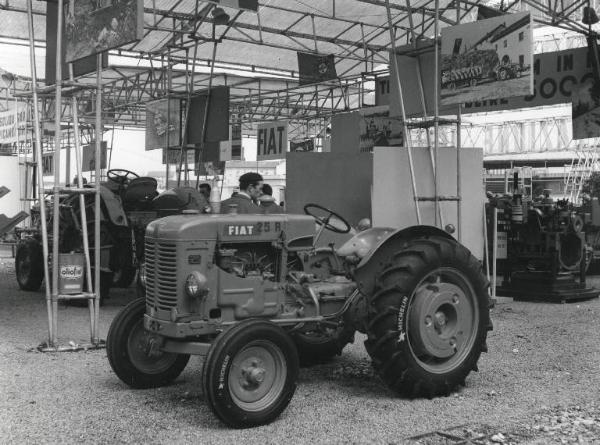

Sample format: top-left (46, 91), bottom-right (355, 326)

top-left (139, 263), bottom-right (146, 287)
top-left (185, 272), bottom-right (208, 298)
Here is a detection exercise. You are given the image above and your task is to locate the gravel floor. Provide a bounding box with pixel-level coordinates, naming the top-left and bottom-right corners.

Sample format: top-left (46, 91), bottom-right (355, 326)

top-left (1, 249), bottom-right (600, 444)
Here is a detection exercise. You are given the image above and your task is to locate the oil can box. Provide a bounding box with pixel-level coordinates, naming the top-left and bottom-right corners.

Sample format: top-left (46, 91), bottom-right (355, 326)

top-left (58, 253), bottom-right (84, 294)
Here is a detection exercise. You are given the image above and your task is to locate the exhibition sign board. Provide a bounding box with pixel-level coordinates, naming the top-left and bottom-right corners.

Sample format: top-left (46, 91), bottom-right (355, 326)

top-left (0, 103), bottom-right (27, 145)
top-left (162, 148), bottom-right (195, 165)
top-left (386, 46), bottom-right (597, 115)
top-left (82, 142), bottom-right (107, 172)
top-left (440, 11), bottom-right (533, 106)
top-left (146, 99), bottom-right (181, 150)
top-left (358, 107), bottom-right (403, 152)
top-left (64, 0), bottom-right (144, 62)
top-left (186, 86), bottom-right (230, 145)
top-left (257, 121), bottom-right (288, 160)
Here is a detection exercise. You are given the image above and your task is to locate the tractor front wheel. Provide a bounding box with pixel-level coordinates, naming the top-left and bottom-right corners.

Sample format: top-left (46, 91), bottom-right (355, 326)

top-left (203, 319), bottom-right (299, 428)
top-left (107, 297), bottom-right (189, 388)
top-left (365, 236), bottom-right (492, 398)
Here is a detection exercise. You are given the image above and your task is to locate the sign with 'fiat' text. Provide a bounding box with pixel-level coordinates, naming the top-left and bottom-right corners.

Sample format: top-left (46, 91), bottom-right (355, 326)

top-left (257, 121), bottom-right (288, 160)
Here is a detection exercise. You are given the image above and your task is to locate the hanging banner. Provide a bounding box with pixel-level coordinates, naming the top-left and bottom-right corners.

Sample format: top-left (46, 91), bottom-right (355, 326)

top-left (388, 45), bottom-right (596, 116)
top-left (64, 0), bottom-right (144, 63)
top-left (162, 148), bottom-right (195, 165)
top-left (42, 153), bottom-right (54, 176)
top-left (82, 142), bottom-right (108, 172)
top-left (257, 121), bottom-right (288, 160)
top-left (572, 77), bottom-right (600, 139)
top-left (0, 103), bottom-right (27, 144)
top-left (146, 99), bottom-right (181, 150)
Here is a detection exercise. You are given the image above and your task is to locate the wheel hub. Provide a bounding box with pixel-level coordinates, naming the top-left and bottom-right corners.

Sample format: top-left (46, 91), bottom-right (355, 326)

top-left (409, 281), bottom-right (474, 360)
top-left (229, 341), bottom-right (287, 412)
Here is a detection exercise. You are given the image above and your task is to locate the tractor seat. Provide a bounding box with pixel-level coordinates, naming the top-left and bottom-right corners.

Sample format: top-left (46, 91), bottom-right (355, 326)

top-left (122, 177), bottom-right (158, 209)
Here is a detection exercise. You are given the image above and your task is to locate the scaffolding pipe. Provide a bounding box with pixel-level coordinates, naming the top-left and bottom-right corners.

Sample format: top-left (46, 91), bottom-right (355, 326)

top-left (433, 0), bottom-right (440, 228)
top-left (26, 0), bottom-right (52, 346)
top-left (384, 0), bottom-right (421, 224)
top-left (93, 54), bottom-right (102, 345)
top-left (68, 64), bottom-right (96, 343)
top-left (51, 0), bottom-right (65, 347)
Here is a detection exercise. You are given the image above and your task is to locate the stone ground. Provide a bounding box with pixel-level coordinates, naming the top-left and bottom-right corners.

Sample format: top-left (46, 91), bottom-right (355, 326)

top-left (1, 246), bottom-right (600, 444)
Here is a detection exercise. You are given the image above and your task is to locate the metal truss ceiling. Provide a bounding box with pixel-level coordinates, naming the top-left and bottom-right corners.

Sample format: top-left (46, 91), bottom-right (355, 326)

top-left (0, 0), bottom-right (597, 132)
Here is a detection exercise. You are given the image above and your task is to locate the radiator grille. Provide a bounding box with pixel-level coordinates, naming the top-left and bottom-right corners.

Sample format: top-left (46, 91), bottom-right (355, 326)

top-left (145, 239), bottom-right (178, 310)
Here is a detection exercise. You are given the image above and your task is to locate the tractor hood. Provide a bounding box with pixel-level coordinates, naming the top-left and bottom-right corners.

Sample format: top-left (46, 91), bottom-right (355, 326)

top-left (146, 213), bottom-right (316, 242)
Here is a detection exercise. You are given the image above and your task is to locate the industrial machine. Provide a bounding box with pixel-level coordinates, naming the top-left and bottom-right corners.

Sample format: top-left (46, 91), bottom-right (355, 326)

top-left (488, 176), bottom-right (599, 302)
top-left (107, 203), bottom-right (492, 428)
top-left (14, 168), bottom-right (209, 301)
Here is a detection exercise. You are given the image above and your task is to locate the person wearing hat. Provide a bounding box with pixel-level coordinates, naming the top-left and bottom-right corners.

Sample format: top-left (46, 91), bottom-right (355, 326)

top-left (258, 183), bottom-right (284, 214)
top-left (220, 172), bottom-right (263, 214)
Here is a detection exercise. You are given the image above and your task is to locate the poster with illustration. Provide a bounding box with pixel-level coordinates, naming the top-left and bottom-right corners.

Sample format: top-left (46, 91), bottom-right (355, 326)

top-left (440, 11), bottom-right (533, 106)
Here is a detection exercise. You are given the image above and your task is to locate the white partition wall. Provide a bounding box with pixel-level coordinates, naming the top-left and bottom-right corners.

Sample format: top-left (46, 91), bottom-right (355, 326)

top-left (372, 146), bottom-right (485, 260)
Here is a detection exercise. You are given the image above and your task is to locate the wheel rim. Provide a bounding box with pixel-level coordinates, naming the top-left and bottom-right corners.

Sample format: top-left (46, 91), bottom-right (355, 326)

top-left (228, 340), bottom-right (287, 412)
top-left (126, 320), bottom-right (179, 374)
top-left (407, 267), bottom-right (479, 374)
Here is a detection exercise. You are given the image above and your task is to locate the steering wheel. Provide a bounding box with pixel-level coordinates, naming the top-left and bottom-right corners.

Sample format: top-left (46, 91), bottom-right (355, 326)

top-left (303, 203), bottom-right (352, 234)
top-left (107, 169), bottom-right (139, 185)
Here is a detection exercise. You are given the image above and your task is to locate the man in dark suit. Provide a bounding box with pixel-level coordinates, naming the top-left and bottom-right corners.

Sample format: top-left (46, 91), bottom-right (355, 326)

top-left (220, 172), bottom-right (263, 214)
top-left (258, 183), bottom-right (284, 214)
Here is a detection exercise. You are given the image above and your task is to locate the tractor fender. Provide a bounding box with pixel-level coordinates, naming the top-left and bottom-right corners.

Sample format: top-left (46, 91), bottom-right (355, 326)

top-left (100, 186), bottom-right (129, 227)
top-left (353, 225), bottom-right (454, 297)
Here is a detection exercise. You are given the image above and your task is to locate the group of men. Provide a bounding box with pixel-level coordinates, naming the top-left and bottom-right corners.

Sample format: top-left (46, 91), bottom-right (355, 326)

top-left (216, 172), bottom-right (284, 214)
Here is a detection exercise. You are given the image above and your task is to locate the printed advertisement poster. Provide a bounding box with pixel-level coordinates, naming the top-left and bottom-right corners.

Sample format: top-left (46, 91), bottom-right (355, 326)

top-left (146, 99), bottom-right (181, 150)
top-left (440, 11), bottom-right (533, 106)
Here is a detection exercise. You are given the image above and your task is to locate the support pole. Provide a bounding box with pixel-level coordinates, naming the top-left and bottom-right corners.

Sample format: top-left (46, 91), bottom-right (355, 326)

top-left (433, 0), bottom-right (440, 228)
top-left (93, 54), bottom-right (102, 345)
top-left (51, 0), bottom-right (65, 347)
top-left (27, 0), bottom-right (52, 346)
top-left (69, 64), bottom-right (95, 344)
top-left (384, 0), bottom-right (421, 224)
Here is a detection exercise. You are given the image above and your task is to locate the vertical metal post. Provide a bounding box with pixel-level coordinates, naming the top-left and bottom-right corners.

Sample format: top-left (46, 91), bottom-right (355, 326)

top-left (433, 0), bottom-right (440, 228)
top-left (384, 0), bottom-right (421, 224)
top-left (492, 208), bottom-right (498, 301)
top-left (69, 64), bottom-right (95, 343)
top-left (456, 0), bottom-right (462, 242)
top-left (51, 0), bottom-right (65, 347)
top-left (93, 54), bottom-right (102, 345)
top-left (27, 0), bottom-right (53, 346)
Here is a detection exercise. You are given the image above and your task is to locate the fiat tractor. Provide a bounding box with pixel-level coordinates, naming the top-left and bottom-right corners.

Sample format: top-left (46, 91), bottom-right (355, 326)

top-left (107, 203), bottom-right (492, 428)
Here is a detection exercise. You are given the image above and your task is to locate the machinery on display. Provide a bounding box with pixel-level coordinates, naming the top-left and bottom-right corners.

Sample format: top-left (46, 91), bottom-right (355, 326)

top-left (488, 174), bottom-right (599, 302)
top-left (107, 203), bottom-right (493, 428)
top-left (14, 169), bottom-right (209, 300)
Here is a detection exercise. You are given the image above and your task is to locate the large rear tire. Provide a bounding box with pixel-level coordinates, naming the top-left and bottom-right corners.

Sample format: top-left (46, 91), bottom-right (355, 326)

top-left (365, 236), bottom-right (492, 398)
top-left (107, 297), bottom-right (189, 389)
top-left (203, 319), bottom-right (299, 428)
top-left (15, 239), bottom-right (44, 291)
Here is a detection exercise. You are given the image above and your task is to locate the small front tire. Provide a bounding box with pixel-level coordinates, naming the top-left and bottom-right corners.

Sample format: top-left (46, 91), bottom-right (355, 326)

top-left (107, 297), bottom-right (189, 389)
top-left (203, 319), bottom-right (299, 428)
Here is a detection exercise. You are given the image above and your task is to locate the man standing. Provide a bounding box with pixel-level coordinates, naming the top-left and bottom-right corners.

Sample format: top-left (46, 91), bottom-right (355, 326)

top-left (258, 183), bottom-right (284, 214)
top-left (220, 172), bottom-right (263, 214)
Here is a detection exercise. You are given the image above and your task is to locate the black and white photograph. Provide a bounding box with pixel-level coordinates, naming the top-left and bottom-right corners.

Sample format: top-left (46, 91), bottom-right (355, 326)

top-left (145, 98), bottom-right (181, 150)
top-left (64, 0), bottom-right (144, 62)
top-left (3, 1), bottom-right (600, 443)
top-left (440, 11), bottom-right (533, 106)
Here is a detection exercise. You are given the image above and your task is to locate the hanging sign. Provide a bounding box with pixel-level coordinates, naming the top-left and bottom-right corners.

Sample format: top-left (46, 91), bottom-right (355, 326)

top-left (42, 153), bottom-right (54, 176)
top-left (82, 142), bottom-right (108, 172)
top-left (0, 103), bottom-right (27, 144)
top-left (257, 121), bottom-right (288, 160)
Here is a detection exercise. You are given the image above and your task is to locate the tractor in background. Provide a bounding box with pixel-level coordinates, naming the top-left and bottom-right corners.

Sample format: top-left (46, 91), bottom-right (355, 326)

top-left (14, 168), bottom-right (209, 301)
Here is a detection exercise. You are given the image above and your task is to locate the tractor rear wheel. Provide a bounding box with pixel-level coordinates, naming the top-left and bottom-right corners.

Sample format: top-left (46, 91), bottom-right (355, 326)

top-left (107, 297), bottom-right (190, 388)
top-left (15, 239), bottom-right (44, 291)
top-left (203, 319), bottom-right (299, 428)
top-left (365, 236), bottom-right (492, 398)
top-left (291, 323), bottom-right (355, 366)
